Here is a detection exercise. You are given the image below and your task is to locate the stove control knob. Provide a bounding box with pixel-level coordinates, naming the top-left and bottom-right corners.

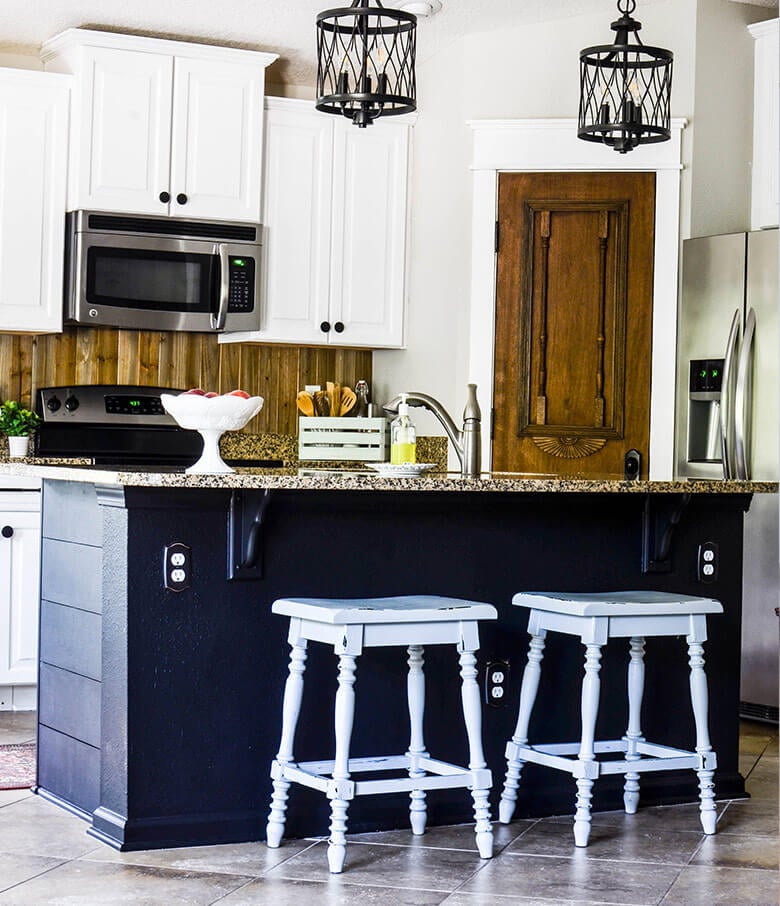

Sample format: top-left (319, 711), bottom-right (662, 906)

top-left (46, 396), bottom-right (61, 412)
top-left (64, 395), bottom-right (79, 412)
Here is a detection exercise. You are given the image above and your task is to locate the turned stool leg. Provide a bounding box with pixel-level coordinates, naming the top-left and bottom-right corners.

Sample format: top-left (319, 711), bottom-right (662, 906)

top-left (499, 632), bottom-right (546, 823)
top-left (328, 653), bottom-right (357, 873)
top-left (574, 642), bottom-right (602, 847)
top-left (623, 636), bottom-right (646, 814)
top-left (459, 647), bottom-right (493, 859)
top-left (688, 636), bottom-right (717, 834)
top-left (267, 640), bottom-right (308, 848)
top-left (406, 645), bottom-right (429, 835)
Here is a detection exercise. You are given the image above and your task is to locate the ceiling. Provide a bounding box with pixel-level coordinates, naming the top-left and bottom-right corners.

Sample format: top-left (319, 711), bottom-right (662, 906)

top-left (0, 0), bottom-right (667, 86)
top-left (0, 0), bottom-right (774, 85)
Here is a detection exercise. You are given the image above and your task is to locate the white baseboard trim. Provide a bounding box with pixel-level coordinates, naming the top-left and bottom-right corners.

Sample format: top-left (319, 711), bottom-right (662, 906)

top-left (0, 685), bottom-right (37, 711)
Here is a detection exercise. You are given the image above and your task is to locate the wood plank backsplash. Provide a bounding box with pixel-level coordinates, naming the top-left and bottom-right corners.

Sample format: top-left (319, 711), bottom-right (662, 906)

top-left (0, 328), bottom-right (373, 436)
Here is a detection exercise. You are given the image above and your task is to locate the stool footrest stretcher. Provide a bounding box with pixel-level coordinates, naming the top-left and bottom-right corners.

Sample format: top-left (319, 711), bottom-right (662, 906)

top-left (272, 755), bottom-right (491, 801)
top-left (506, 739), bottom-right (717, 779)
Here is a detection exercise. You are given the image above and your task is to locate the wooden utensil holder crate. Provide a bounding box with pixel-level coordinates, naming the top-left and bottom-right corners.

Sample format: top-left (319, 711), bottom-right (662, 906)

top-left (298, 417), bottom-right (389, 462)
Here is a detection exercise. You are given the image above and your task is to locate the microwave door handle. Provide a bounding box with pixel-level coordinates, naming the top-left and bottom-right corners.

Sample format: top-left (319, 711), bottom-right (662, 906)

top-left (211, 243), bottom-right (229, 331)
top-left (720, 308), bottom-right (741, 479)
top-left (734, 307), bottom-right (756, 481)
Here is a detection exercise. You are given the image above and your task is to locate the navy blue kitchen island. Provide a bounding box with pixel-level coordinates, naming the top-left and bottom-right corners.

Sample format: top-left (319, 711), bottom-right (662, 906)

top-left (16, 465), bottom-right (771, 851)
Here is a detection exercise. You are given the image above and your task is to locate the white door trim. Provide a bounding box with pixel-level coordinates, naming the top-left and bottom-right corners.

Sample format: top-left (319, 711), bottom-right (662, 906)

top-left (467, 117), bottom-right (687, 480)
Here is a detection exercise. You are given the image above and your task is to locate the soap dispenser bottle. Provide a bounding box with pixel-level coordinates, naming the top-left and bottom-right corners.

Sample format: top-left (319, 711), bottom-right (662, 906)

top-left (390, 394), bottom-right (417, 464)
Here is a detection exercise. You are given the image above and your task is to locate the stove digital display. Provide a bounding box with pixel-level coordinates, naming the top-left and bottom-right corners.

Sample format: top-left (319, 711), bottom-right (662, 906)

top-left (104, 395), bottom-right (166, 416)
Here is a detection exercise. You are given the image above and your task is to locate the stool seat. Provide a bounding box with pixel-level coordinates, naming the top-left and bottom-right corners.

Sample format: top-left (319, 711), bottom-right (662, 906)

top-left (273, 595), bottom-right (498, 624)
top-left (499, 589), bottom-right (722, 847)
top-left (266, 594), bottom-right (496, 873)
top-left (512, 590), bottom-right (723, 618)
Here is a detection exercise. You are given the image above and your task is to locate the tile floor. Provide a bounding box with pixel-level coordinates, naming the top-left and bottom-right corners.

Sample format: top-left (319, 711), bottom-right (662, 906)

top-left (0, 713), bottom-right (776, 905)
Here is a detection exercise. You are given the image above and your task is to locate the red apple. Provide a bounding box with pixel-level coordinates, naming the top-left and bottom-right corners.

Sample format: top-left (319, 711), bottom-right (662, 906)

top-left (204, 392), bottom-right (218, 398)
top-left (229, 390), bottom-right (250, 399)
top-left (185, 388), bottom-right (206, 396)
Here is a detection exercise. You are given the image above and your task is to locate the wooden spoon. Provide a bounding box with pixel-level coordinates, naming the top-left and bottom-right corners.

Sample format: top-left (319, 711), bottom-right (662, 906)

top-left (296, 391), bottom-right (314, 417)
top-left (326, 381), bottom-right (341, 417)
top-left (314, 390), bottom-right (331, 417)
top-left (339, 387), bottom-right (357, 416)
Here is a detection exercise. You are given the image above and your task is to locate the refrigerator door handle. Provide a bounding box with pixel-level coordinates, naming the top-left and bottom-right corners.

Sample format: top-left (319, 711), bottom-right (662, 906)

top-left (734, 307), bottom-right (756, 481)
top-left (720, 309), bottom-right (741, 479)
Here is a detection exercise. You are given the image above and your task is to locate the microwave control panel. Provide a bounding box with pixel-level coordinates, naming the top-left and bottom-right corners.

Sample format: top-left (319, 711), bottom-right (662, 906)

top-left (227, 257), bottom-right (255, 313)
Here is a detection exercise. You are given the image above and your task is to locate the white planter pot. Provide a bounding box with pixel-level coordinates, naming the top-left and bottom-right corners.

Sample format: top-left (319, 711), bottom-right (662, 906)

top-left (7, 436), bottom-right (30, 459)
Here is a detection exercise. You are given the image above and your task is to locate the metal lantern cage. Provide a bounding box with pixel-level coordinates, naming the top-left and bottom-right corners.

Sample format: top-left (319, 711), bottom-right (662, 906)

top-left (578, 0), bottom-right (673, 153)
top-left (316, 0), bottom-right (417, 127)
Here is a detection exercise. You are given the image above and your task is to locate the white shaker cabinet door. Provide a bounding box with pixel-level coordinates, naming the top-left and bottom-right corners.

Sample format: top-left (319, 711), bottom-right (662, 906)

top-left (72, 47), bottom-right (173, 215)
top-left (0, 70), bottom-right (69, 333)
top-left (329, 120), bottom-right (409, 348)
top-left (0, 502), bottom-right (41, 687)
top-left (750, 19), bottom-right (779, 230)
top-left (226, 102), bottom-right (334, 345)
top-left (170, 57), bottom-right (265, 222)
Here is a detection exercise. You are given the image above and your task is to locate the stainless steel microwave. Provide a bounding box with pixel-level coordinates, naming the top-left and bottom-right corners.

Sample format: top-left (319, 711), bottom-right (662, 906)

top-left (65, 211), bottom-right (262, 332)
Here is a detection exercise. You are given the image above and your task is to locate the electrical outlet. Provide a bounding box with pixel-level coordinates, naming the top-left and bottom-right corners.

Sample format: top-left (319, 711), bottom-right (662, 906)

top-left (164, 542), bottom-right (191, 592)
top-left (485, 659), bottom-right (510, 708)
top-left (697, 541), bottom-right (719, 584)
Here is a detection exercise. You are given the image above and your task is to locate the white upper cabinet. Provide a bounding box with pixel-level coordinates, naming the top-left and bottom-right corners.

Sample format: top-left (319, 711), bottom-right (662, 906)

top-left (330, 122), bottom-right (409, 348)
top-left (750, 19), bottom-right (779, 230)
top-left (254, 101), bottom-right (334, 344)
top-left (0, 69), bottom-right (69, 333)
top-left (42, 29), bottom-right (277, 222)
top-left (222, 98), bottom-right (412, 349)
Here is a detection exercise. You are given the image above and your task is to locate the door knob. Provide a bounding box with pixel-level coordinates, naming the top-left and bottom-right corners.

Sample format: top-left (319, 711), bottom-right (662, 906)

top-left (176, 193), bottom-right (188, 205)
top-left (159, 191), bottom-right (170, 203)
top-left (334, 322), bottom-right (345, 333)
top-left (1, 526), bottom-right (13, 539)
top-left (320, 321), bottom-right (331, 333)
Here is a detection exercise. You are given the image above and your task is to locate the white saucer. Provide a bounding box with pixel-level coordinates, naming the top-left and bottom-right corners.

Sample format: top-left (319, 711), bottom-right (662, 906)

top-left (368, 462), bottom-right (437, 478)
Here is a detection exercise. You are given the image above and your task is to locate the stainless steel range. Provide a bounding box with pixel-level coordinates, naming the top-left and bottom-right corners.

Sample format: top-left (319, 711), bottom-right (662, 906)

top-left (34, 385), bottom-right (202, 465)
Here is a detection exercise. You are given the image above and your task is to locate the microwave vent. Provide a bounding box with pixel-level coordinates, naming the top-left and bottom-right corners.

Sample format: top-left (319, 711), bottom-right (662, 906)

top-left (86, 214), bottom-right (258, 242)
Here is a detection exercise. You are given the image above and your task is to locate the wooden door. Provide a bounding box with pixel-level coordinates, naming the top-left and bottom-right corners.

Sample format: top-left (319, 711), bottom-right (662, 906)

top-left (492, 172), bottom-right (655, 478)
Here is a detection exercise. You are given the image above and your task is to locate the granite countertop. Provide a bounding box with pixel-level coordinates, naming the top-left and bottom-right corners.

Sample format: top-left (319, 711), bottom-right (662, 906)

top-left (0, 459), bottom-right (775, 494)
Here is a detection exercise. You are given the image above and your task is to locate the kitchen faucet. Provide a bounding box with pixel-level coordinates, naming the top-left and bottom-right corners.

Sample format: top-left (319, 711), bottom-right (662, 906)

top-left (383, 384), bottom-right (482, 478)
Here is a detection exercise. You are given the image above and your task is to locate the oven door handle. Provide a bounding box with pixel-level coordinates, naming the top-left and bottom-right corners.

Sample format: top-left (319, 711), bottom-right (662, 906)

top-left (211, 243), bottom-right (230, 331)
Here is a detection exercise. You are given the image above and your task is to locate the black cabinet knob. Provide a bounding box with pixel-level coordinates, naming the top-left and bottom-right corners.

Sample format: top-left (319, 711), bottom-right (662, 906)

top-left (176, 193), bottom-right (188, 205)
top-left (1, 526), bottom-right (13, 539)
top-left (334, 321), bottom-right (345, 334)
top-left (159, 191), bottom-right (170, 203)
top-left (320, 321), bottom-right (331, 333)
top-left (46, 396), bottom-right (61, 412)
top-left (64, 396), bottom-right (79, 412)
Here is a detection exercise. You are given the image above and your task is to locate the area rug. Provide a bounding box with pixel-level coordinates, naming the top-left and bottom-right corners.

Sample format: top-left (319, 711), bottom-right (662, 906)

top-left (0, 742), bottom-right (36, 790)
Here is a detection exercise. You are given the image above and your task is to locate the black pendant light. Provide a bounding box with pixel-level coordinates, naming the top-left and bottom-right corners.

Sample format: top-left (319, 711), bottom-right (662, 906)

top-left (578, 0), bottom-right (673, 153)
top-left (316, 0), bottom-right (417, 128)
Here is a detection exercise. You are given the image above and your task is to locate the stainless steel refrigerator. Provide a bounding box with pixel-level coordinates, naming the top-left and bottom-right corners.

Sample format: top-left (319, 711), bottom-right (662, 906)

top-left (676, 229), bottom-right (779, 722)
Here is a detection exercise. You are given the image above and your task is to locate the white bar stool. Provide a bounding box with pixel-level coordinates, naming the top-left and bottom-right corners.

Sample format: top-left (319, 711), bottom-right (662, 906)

top-left (498, 590), bottom-right (723, 846)
top-left (266, 594), bottom-right (497, 873)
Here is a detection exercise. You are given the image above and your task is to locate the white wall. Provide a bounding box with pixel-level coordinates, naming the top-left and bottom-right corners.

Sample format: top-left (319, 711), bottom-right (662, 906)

top-left (373, 0), bottom-right (774, 460)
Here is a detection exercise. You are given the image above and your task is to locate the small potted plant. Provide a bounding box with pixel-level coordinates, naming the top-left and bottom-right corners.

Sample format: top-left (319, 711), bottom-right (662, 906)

top-left (0, 400), bottom-right (40, 459)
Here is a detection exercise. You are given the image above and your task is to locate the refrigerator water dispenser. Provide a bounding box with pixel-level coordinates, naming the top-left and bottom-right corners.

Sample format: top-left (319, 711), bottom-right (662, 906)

top-left (687, 359), bottom-right (724, 463)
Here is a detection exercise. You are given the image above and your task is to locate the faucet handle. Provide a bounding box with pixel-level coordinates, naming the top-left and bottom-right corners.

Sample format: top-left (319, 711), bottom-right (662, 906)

top-left (463, 384), bottom-right (481, 422)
